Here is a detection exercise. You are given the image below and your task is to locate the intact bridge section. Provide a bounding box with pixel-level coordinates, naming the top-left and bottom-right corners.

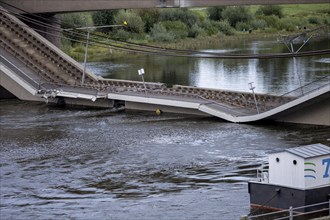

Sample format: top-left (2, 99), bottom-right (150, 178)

top-left (1, 6), bottom-right (329, 126)
top-left (1, 0), bottom-right (329, 13)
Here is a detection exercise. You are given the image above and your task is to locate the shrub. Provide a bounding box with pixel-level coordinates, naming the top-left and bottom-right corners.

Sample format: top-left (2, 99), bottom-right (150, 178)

top-left (160, 21), bottom-right (189, 39)
top-left (137, 9), bottom-right (160, 33)
top-left (278, 18), bottom-right (296, 31)
top-left (188, 24), bottom-right (204, 38)
top-left (308, 16), bottom-right (321, 24)
top-left (262, 15), bottom-right (281, 30)
top-left (60, 13), bottom-right (93, 29)
top-left (200, 20), bottom-right (218, 36)
top-left (114, 10), bottom-right (145, 33)
top-left (150, 23), bottom-right (174, 42)
top-left (59, 13), bottom-right (93, 42)
top-left (256, 5), bottom-right (283, 18)
top-left (221, 6), bottom-right (252, 27)
top-left (251, 19), bottom-right (267, 30)
top-left (160, 8), bottom-right (199, 27)
top-left (114, 29), bottom-right (131, 41)
top-left (236, 22), bottom-right (251, 32)
top-left (92, 10), bottom-right (119, 33)
top-left (207, 6), bottom-right (226, 21)
top-left (324, 17), bottom-right (330, 25)
top-left (215, 20), bottom-right (235, 35)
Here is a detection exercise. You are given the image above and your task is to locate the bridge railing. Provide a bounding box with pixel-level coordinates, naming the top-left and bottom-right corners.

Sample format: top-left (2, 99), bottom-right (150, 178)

top-left (0, 54), bottom-right (48, 91)
top-left (280, 75), bottom-right (330, 98)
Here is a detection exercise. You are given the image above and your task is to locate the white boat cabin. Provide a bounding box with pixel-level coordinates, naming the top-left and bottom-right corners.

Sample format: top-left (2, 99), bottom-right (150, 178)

top-left (269, 143), bottom-right (330, 189)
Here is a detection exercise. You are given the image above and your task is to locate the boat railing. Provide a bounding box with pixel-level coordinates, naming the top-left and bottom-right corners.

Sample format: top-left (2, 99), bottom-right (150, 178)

top-left (244, 200), bottom-right (330, 220)
top-left (256, 168), bottom-right (269, 183)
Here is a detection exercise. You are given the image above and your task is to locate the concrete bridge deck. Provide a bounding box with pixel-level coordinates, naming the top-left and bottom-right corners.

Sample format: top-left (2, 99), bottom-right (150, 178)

top-left (1, 7), bottom-right (329, 125)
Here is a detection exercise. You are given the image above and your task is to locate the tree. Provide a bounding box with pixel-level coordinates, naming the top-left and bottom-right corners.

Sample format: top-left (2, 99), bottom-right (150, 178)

top-left (137, 9), bottom-right (160, 33)
top-left (114, 10), bottom-right (145, 33)
top-left (160, 8), bottom-right (199, 28)
top-left (207, 6), bottom-right (226, 21)
top-left (92, 10), bottom-right (119, 32)
top-left (221, 6), bottom-right (252, 27)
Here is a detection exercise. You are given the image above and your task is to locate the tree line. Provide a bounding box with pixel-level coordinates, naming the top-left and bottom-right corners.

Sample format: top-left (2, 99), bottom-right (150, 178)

top-left (59, 5), bottom-right (329, 44)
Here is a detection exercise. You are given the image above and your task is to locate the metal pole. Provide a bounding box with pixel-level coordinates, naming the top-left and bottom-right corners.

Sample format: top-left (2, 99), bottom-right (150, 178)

top-left (81, 30), bottom-right (90, 86)
top-left (290, 42), bottom-right (294, 54)
top-left (141, 74), bottom-right (147, 94)
top-left (289, 206), bottom-right (293, 220)
top-left (249, 82), bottom-right (259, 114)
top-left (295, 34), bottom-right (314, 53)
top-left (138, 69), bottom-right (148, 95)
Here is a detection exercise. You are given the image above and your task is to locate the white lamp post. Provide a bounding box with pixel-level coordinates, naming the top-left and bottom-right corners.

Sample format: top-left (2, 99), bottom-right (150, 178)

top-left (138, 68), bottom-right (147, 94)
top-left (248, 82), bottom-right (259, 114)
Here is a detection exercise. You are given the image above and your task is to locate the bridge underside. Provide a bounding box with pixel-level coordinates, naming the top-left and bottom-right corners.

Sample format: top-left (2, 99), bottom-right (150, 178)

top-left (1, 0), bottom-right (329, 13)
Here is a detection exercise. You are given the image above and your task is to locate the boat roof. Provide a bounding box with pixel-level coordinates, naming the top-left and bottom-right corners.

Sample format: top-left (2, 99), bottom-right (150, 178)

top-left (284, 143), bottom-right (330, 159)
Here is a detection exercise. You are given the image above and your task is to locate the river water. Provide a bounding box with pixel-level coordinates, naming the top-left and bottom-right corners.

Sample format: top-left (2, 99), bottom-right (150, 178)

top-left (1, 37), bottom-right (330, 219)
top-left (88, 36), bottom-right (330, 95)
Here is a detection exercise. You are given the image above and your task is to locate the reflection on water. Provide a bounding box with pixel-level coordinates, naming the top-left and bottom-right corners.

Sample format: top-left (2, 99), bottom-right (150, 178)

top-left (87, 37), bottom-right (329, 94)
top-left (1, 100), bottom-right (330, 219)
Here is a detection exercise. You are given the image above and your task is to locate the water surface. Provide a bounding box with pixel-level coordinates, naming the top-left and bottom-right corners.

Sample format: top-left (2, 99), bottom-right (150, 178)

top-left (1, 100), bottom-right (330, 219)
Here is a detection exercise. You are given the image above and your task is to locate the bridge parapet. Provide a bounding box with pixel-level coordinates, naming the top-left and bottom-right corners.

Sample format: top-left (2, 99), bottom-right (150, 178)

top-left (171, 84), bottom-right (294, 113)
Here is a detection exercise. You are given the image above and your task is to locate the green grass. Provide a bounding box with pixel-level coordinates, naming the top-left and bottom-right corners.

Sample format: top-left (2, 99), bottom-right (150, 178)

top-left (281, 4), bottom-right (329, 16)
top-left (249, 4), bottom-right (329, 16)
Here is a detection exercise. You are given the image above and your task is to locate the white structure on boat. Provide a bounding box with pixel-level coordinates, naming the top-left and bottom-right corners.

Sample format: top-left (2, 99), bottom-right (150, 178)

top-left (269, 143), bottom-right (330, 189)
top-left (249, 143), bottom-right (330, 212)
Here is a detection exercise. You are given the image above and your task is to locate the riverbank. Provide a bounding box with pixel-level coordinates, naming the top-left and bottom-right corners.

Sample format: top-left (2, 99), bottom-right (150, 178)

top-left (66, 29), bottom-right (328, 62)
top-left (61, 4), bottom-right (330, 62)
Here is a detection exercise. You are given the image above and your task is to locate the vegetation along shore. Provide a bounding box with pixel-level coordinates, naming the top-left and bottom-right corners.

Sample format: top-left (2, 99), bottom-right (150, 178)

top-left (59, 4), bottom-right (330, 61)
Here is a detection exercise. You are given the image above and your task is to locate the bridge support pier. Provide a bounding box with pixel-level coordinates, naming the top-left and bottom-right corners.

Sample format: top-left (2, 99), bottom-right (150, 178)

top-left (24, 13), bottom-right (61, 48)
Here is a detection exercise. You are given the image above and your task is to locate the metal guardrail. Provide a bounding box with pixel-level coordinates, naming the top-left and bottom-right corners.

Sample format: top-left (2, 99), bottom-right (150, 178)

top-left (280, 75), bottom-right (330, 98)
top-left (0, 54), bottom-right (45, 90)
top-left (0, 54), bottom-right (102, 99)
top-left (247, 200), bottom-right (330, 220)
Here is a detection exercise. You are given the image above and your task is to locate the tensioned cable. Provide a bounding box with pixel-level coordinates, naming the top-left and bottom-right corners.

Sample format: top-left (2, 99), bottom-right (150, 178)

top-left (1, 3), bottom-right (329, 59)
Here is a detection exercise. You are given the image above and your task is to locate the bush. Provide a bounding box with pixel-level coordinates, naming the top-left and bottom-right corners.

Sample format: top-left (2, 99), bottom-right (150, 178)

top-left (160, 21), bottom-right (189, 40)
top-left (114, 29), bottom-right (131, 41)
top-left (215, 20), bottom-right (235, 35)
top-left (60, 13), bottom-right (93, 29)
top-left (188, 24), bottom-right (204, 38)
top-left (324, 17), bottom-right (330, 25)
top-left (207, 6), bottom-right (226, 21)
top-left (261, 15), bottom-right (281, 29)
top-left (114, 10), bottom-right (145, 33)
top-left (59, 13), bottom-right (93, 43)
top-left (160, 8), bottom-right (199, 27)
top-left (200, 20), bottom-right (218, 36)
top-left (150, 23), bottom-right (174, 42)
top-left (256, 5), bottom-right (283, 18)
top-left (236, 22), bottom-right (251, 32)
top-left (92, 10), bottom-right (119, 33)
top-left (251, 19), bottom-right (267, 30)
top-left (221, 6), bottom-right (252, 27)
top-left (308, 16), bottom-right (321, 24)
top-left (278, 18), bottom-right (296, 31)
top-left (137, 9), bottom-right (160, 33)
